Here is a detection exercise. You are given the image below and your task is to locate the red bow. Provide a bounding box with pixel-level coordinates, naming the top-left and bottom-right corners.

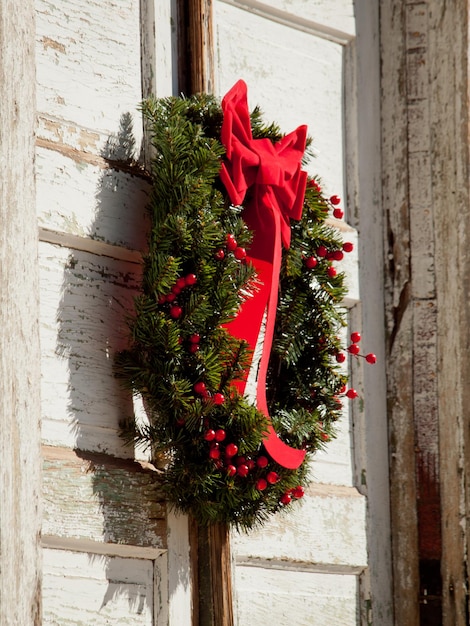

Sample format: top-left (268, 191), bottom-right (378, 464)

top-left (220, 80), bottom-right (307, 470)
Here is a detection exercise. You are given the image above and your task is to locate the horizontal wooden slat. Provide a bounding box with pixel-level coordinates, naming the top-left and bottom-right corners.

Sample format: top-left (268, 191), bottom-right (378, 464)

top-left (39, 241), bottom-right (140, 455)
top-left (36, 143), bottom-right (149, 251)
top-left (235, 566), bottom-right (359, 626)
top-left (232, 483), bottom-right (367, 568)
top-left (43, 548), bottom-right (156, 626)
top-left (43, 445), bottom-right (167, 549)
top-left (36, 0), bottom-right (143, 149)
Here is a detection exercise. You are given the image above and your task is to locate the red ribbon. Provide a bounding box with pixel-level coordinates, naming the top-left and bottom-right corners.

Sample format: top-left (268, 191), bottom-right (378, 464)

top-left (220, 80), bottom-right (308, 470)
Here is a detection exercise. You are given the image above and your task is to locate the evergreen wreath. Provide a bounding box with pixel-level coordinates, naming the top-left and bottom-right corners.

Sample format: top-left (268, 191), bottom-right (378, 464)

top-left (116, 84), bottom-right (375, 530)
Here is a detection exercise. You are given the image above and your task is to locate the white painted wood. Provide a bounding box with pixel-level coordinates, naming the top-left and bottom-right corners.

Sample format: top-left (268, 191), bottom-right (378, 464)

top-left (36, 0), bottom-right (143, 151)
top-left (166, 510), bottom-right (193, 626)
top-left (235, 566), bottom-right (359, 626)
top-left (36, 145), bottom-right (149, 250)
top-left (43, 548), bottom-right (155, 625)
top-left (232, 484), bottom-right (367, 568)
top-left (39, 241), bottom-right (140, 455)
top-left (0, 1), bottom-right (42, 624)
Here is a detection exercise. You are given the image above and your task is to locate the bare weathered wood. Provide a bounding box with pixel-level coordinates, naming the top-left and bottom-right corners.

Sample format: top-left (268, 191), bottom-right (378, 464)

top-left (178, 0), bottom-right (215, 94)
top-left (0, 1), bottom-right (42, 624)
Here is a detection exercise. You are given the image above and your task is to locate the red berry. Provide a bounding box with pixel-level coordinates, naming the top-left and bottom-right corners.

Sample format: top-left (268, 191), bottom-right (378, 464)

top-left (188, 343), bottom-right (199, 353)
top-left (336, 352), bottom-right (346, 363)
top-left (320, 432), bottom-right (330, 441)
top-left (339, 384), bottom-right (347, 394)
top-left (213, 392), bottom-right (225, 405)
top-left (347, 344), bottom-right (360, 355)
top-left (333, 250), bottom-right (344, 261)
top-left (305, 256), bottom-right (317, 269)
top-left (190, 333), bottom-right (200, 344)
top-left (158, 295), bottom-right (166, 304)
top-left (176, 277), bottom-right (187, 289)
top-left (292, 486), bottom-right (305, 499)
top-left (215, 249), bottom-right (225, 260)
top-left (234, 246), bottom-right (247, 260)
top-left (333, 208), bottom-right (344, 219)
top-left (209, 447), bottom-right (221, 459)
top-left (330, 195), bottom-right (341, 205)
top-left (171, 285), bottom-right (181, 295)
top-left (246, 459), bottom-right (255, 470)
top-left (226, 464), bottom-right (237, 477)
top-left (351, 332), bottom-right (361, 343)
top-left (166, 293), bottom-right (176, 302)
top-left (225, 443), bottom-right (238, 457)
top-left (204, 429), bottom-right (216, 441)
top-left (327, 266), bottom-right (337, 278)
top-left (343, 242), bottom-right (354, 253)
top-left (366, 353), bottom-right (377, 364)
top-left (194, 381), bottom-right (207, 396)
top-left (235, 456), bottom-right (246, 466)
top-left (256, 455), bottom-right (269, 468)
top-left (170, 305), bottom-right (183, 319)
top-left (185, 273), bottom-right (197, 286)
top-left (346, 388), bottom-right (358, 399)
top-left (266, 471), bottom-right (279, 484)
top-left (215, 429), bottom-right (226, 442)
top-left (237, 464), bottom-right (249, 477)
top-left (317, 245), bottom-right (327, 257)
top-left (226, 234), bottom-right (238, 251)
top-left (280, 492), bottom-right (292, 505)
top-left (256, 478), bottom-right (267, 491)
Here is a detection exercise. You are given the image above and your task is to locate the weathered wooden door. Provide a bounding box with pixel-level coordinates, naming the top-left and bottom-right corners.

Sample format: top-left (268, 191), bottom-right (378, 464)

top-left (210, 1), bottom-right (392, 624)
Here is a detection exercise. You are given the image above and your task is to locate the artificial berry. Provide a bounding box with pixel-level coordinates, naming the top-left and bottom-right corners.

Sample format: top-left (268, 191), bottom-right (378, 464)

top-left (332, 250), bottom-right (344, 261)
top-left (189, 333), bottom-right (200, 344)
top-left (333, 208), bottom-right (344, 219)
top-left (256, 478), bottom-right (267, 491)
top-left (266, 471), bottom-right (279, 484)
top-left (204, 429), bottom-right (216, 441)
top-left (347, 344), bottom-right (360, 355)
top-left (336, 352), bottom-right (346, 363)
top-left (343, 242), bottom-right (354, 253)
top-left (215, 249), bottom-right (225, 260)
top-left (209, 447), bottom-right (221, 459)
top-left (327, 266), bottom-right (337, 278)
top-left (305, 256), bottom-right (317, 269)
top-left (346, 388), bottom-right (358, 399)
top-left (237, 464), bottom-right (249, 477)
top-left (317, 245), bottom-right (327, 257)
top-left (171, 285), bottom-right (181, 295)
top-left (226, 234), bottom-right (238, 251)
top-left (226, 465), bottom-right (237, 477)
top-left (320, 432), bottom-right (330, 441)
top-left (176, 277), bottom-right (187, 289)
top-left (256, 456), bottom-right (269, 468)
top-left (280, 492), bottom-right (292, 505)
top-left (185, 273), bottom-right (197, 286)
top-left (215, 429), bottom-right (226, 442)
top-left (166, 293), bottom-right (176, 303)
top-left (234, 246), bottom-right (247, 260)
top-left (158, 295), bottom-right (166, 304)
top-left (330, 195), bottom-right (341, 205)
top-left (235, 456), bottom-right (246, 466)
top-left (351, 332), bottom-right (361, 343)
top-left (225, 443), bottom-right (238, 457)
top-left (246, 459), bottom-right (256, 471)
top-left (170, 305), bottom-right (183, 319)
top-left (366, 353), bottom-right (377, 364)
top-left (194, 381), bottom-right (207, 396)
top-left (188, 343), bottom-right (199, 354)
top-left (213, 393), bottom-right (225, 405)
top-left (292, 486), bottom-right (305, 499)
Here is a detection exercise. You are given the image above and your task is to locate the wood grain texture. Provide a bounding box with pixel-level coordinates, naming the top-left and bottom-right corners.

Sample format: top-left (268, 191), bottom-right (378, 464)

top-left (0, 1), bottom-right (42, 623)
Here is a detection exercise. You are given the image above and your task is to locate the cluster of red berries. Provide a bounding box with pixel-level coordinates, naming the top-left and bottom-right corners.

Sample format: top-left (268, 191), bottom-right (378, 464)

top-left (279, 485), bottom-right (305, 505)
top-left (334, 332), bottom-right (377, 400)
top-left (194, 381), bottom-right (225, 404)
top-left (304, 238), bottom-right (354, 280)
top-left (158, 273), bottom-right (198, 319)
top-left (214, 233), bottom-right (247, 261)
top-left (329, 194), bottom-right (344, 219)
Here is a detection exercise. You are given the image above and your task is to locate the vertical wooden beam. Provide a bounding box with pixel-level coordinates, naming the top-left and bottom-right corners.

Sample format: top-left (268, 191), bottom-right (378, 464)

top-left (178, 0), bottom-right (215, 94)
top-left (0, 1), bottom-right (42, 624)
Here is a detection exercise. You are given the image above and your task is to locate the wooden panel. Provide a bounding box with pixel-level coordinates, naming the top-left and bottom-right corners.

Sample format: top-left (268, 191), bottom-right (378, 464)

top-left (43, 548), bottom-right (156, 625)
top-left (36, 0), bottom-right (143, 152)
top-left (235, 566), bottom-right (358, 626)
top-left (214, 0), bottom-right (346, 200)
top-left (43, 446), bottom-right (166, 549)
top-left (39, 241), bottom-right (140, 455)
top-left (36, 144), bottom-right (149, 250)
top-left (232, 484), bottom-right (367, 568)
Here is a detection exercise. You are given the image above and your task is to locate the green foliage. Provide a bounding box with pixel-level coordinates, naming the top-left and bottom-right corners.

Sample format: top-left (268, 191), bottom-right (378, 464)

top-left (116, 92), bottom-right (351, 530)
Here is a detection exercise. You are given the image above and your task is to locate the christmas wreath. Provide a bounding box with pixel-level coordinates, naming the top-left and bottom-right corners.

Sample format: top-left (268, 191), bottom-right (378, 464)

top-left (116, 80), bottom-right (375, 530)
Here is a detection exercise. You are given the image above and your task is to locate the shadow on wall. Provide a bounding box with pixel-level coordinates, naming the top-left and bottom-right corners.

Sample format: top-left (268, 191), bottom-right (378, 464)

top-left (55, 113), bottom-right (166, 619)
